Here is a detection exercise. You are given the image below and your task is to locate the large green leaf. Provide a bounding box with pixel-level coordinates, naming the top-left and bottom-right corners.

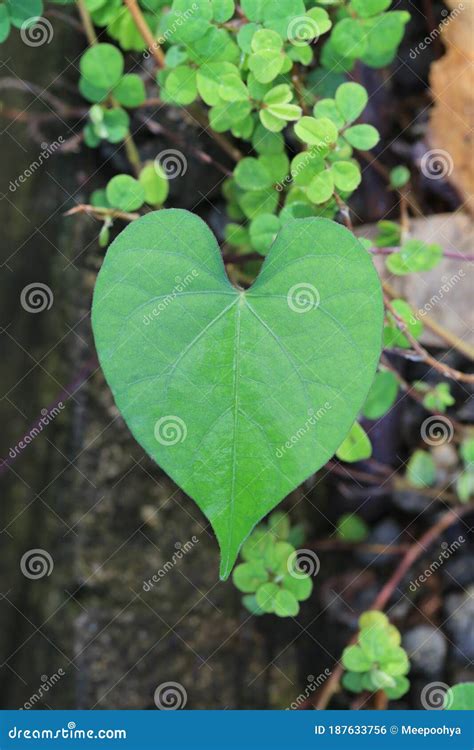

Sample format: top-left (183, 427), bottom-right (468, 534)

top-left (92, 210), bottom-right (383, 578)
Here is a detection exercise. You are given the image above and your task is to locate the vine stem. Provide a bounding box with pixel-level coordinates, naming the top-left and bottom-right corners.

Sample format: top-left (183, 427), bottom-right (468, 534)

top-left (123, 0), bottom-right (165, 67)
top-left (65, 204), bottom-right (141, 221)
top-left (383, 280), bottom-right (474, 361)
top-left (384, 295), bottom-right (474, 383)
top-left (76, 0), bottom-right (97, 45)
top-left (76, 0), bottom-right (143, 175)
top-left (310, 503), bottom-right (473, 710)
top-left (121, 0), bottom-right (242, 163)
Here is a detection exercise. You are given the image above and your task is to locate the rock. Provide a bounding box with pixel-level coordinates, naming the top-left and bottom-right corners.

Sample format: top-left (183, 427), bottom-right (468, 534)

top-left (444, 587), bottom-right (474, 664)
top-left (442, 552), bottom-right (474, 590)
top-left (403, 625), bottom-right (447, 677)
top-left (393, 489), bottom-right (434, 514)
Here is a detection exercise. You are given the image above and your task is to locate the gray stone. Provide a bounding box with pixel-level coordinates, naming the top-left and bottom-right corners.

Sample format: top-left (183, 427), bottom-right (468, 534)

top-left (403, 625), bottom-right (447, 677)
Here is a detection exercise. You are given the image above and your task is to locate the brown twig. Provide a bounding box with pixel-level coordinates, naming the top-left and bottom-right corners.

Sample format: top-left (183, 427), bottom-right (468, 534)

top-left (311, 503), bottom-right (473, 710)
top-left (123, 0), bottom-right (165, 67)
top-left (384, 295), bottom-right (474, 383)
top-left (76, 0), bottom-right (98, 45)
top-left (64, 204), bottom-right (141, 221)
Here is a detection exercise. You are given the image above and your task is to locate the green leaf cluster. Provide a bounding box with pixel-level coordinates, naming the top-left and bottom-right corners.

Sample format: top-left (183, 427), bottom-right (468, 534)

top-left (80, 44), bottom-right (146, 146)
top-left (457, 437), bottom-right (474, 503)
top-left (386, 239), bottom-right (443, 275)
top-left (232, 511), bottom-right (312, 618)
top-left (96, 164), bottom-right (169, 215)
top-left (323, 4), bottom-right (410, 72)
top-left (0, 0), bottom-right (44, 43)
top-left (342, 611), bottom-right (410, 699)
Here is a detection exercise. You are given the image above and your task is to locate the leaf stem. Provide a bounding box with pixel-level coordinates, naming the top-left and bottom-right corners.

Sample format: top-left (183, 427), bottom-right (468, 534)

top-left (123, 0), bottom-right (166, 67)
top-left (76, 0), bottom-right (97, 45)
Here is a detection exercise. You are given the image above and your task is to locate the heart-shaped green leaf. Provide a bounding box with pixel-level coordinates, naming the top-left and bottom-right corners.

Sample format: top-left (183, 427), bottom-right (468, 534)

top-left (92, 209), bottom-right (382, 578)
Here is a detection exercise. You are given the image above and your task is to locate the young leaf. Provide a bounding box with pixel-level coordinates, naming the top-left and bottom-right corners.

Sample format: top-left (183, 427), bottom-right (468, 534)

top-left (444, 682), bottom-right (474, 710)
top-left (80, 43), bottom-right (124, 91)
top-left (92, 210), bottom-right (383, 578)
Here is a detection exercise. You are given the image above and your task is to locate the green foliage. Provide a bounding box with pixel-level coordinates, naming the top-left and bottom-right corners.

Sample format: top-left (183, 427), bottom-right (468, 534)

top-left (406, 450), bottom-right (436, 488)
top-left (414, 382), bottom-right (454, 413)
top-left (389, 165), bottom-right (410, 189)
top-left (337, 513), bottom-right (369, 542)
top-left (457, 437), bottom-right (474, 503)
top-left (444, 682), bottom-right (474, 710)
top-left (106, 174), bottom-right (146, 211)
top-left (375, 220), bottom-right (401, 248)
top-left (362, 370), bottom-right (398, 420)
top-left (92, 210), bottom-right (383, 577)
top-left (384, 299), bottom-right (423, 349)
top-left (386, 239), bottom-right (443, 275)
top-left (336, 421), bottom-right (372, 463)
top-left (342, 611), bottom-right (410, 699)
top-left (1, 0), bottom-right (42, 42)
top-left (232, 511), bottom-right (312, 618)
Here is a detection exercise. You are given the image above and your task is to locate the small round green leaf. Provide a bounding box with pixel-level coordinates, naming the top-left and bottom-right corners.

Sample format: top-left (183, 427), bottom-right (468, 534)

top-left (80, 43), bottom-right (124, 91)
top-left (106, 174), bottom-right (145, 212)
